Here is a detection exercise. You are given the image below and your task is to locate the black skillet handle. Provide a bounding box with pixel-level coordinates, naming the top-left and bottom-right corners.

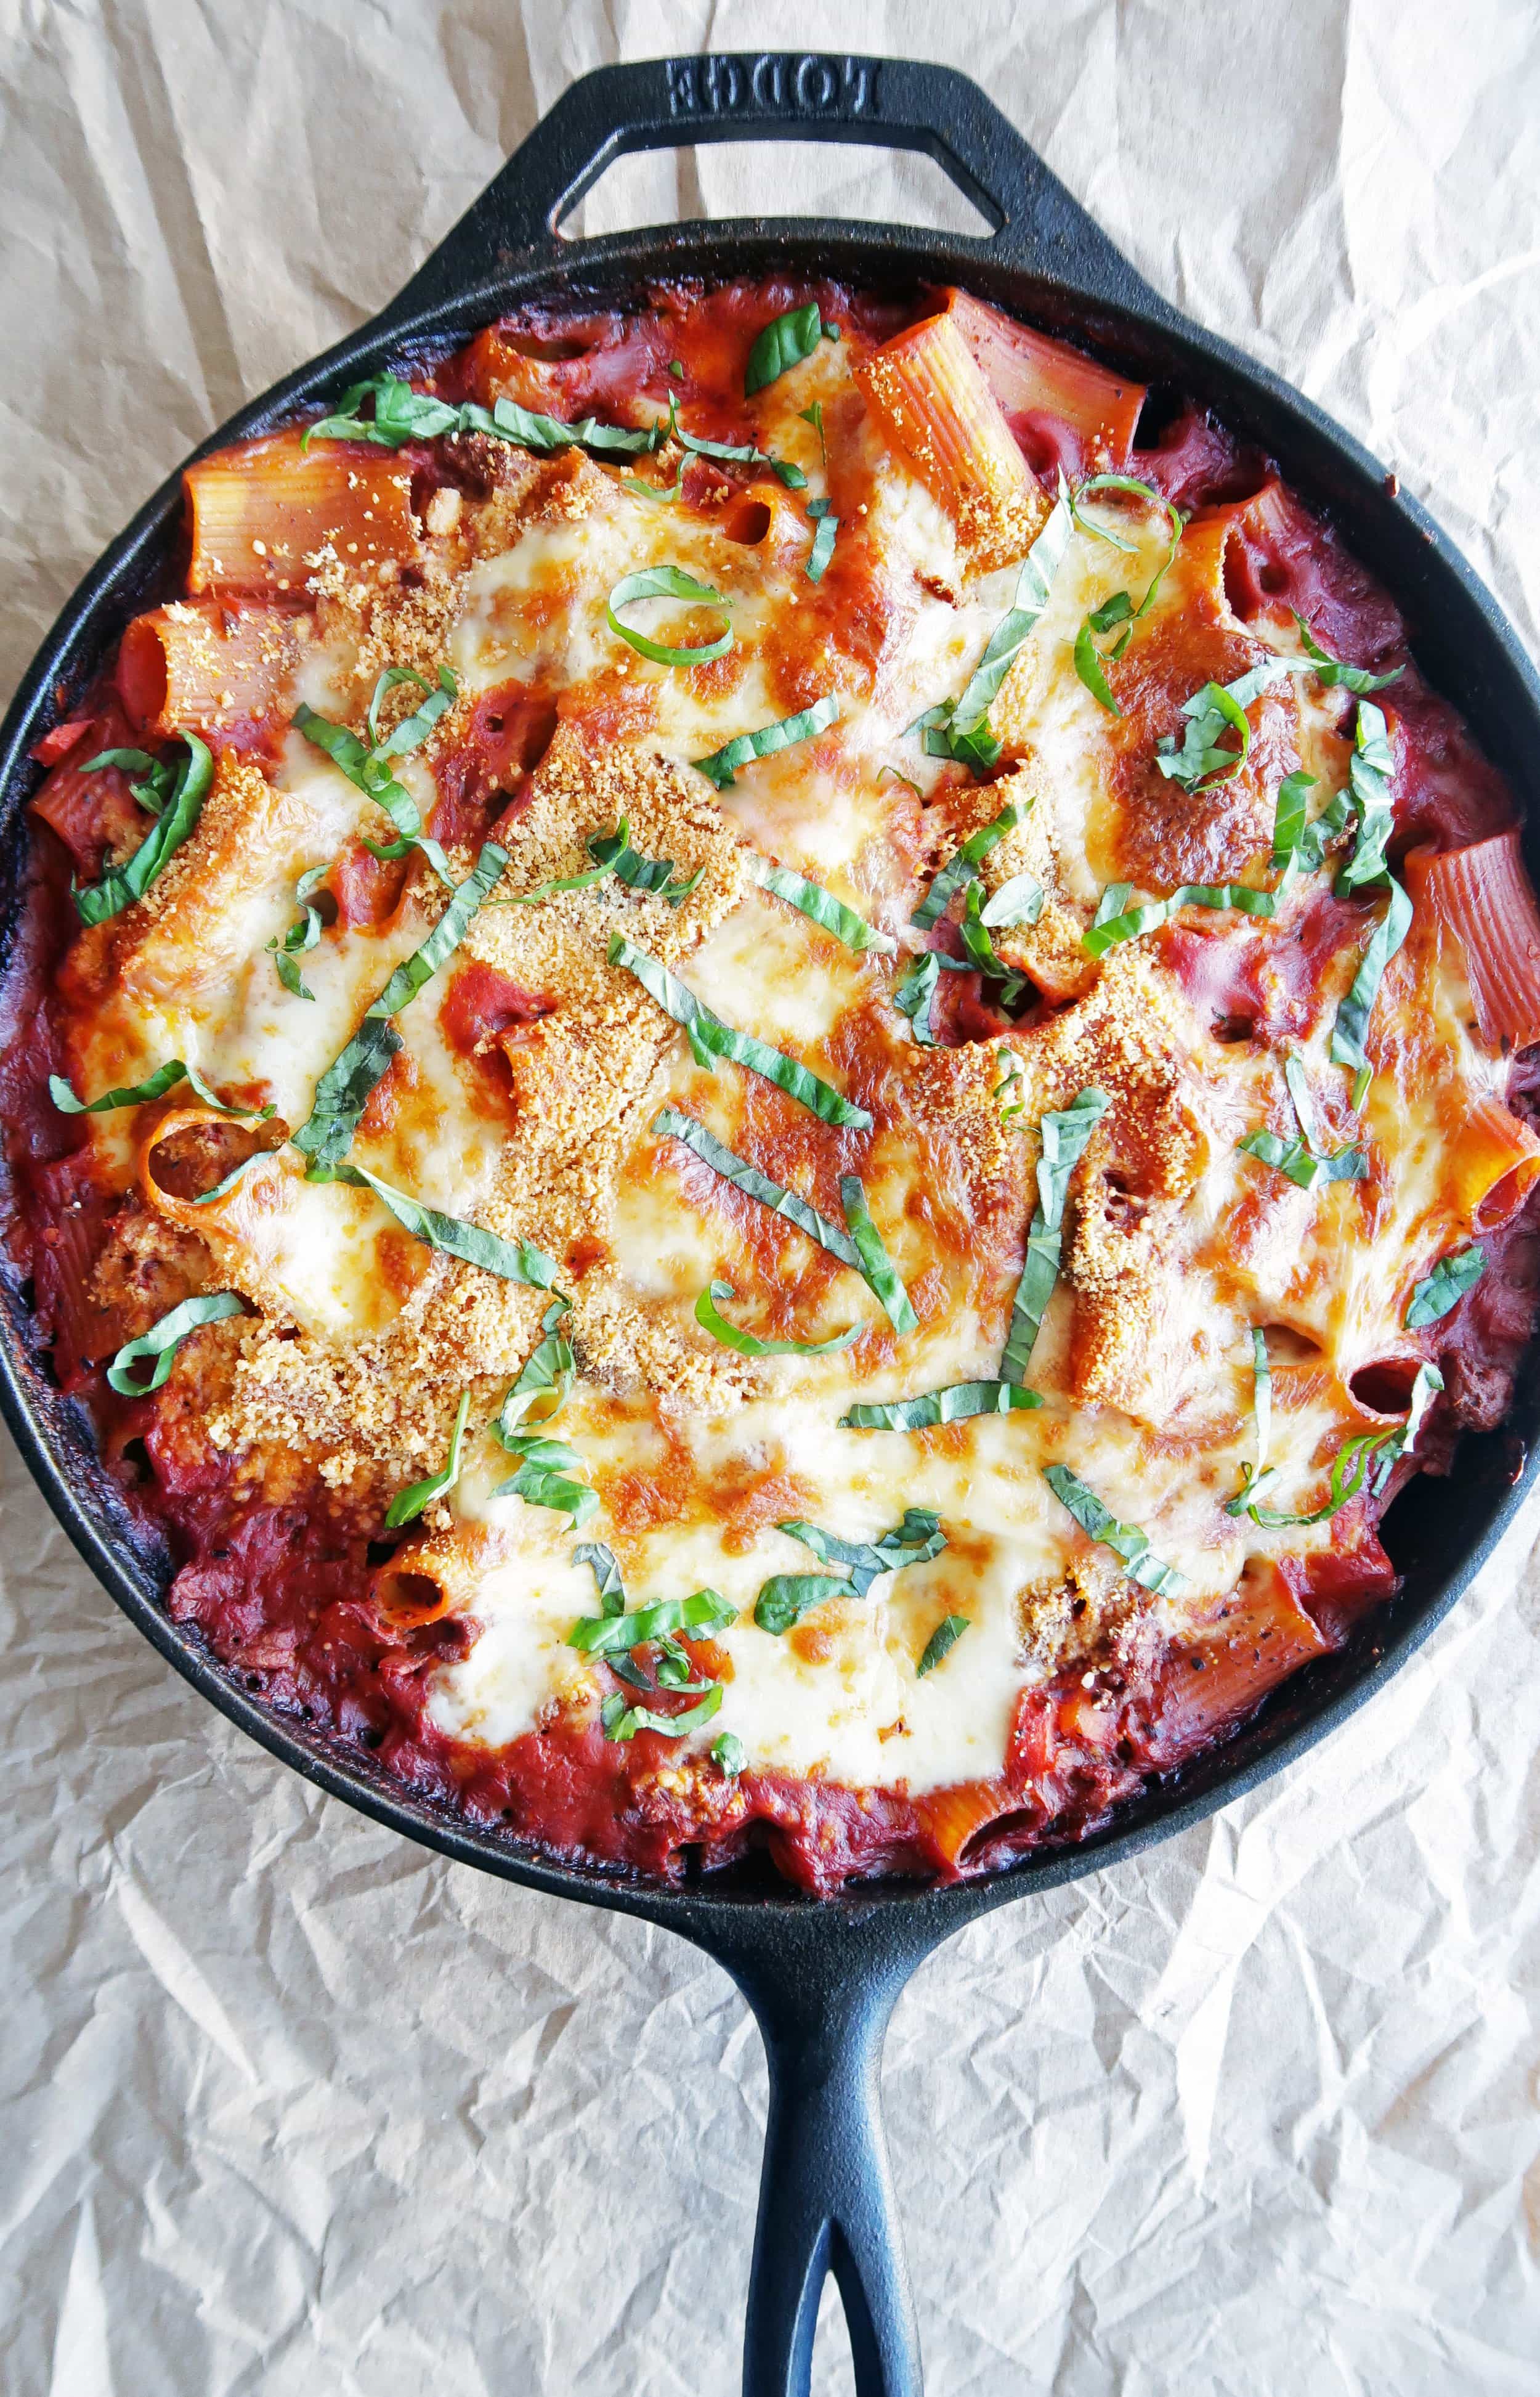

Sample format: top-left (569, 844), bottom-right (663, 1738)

top-left (383, 51), bottom-right (1159, 325)
top-left (711, 1911), bottom-right (925, 2397)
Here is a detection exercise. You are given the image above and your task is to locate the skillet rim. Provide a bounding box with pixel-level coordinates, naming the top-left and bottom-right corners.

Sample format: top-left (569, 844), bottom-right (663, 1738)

top-left (3, 215), bottom-right (1539, 1939)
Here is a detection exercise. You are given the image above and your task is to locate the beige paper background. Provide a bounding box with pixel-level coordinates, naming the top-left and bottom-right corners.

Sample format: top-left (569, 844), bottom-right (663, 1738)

top-left (4, 3), bottom-right (1540, 2390)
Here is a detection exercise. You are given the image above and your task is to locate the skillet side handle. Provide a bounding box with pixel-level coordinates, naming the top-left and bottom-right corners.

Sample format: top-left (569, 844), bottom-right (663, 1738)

top-left (733, 1937), bottom-right (920, 2397)
top-left (378, 52), bottom-right (1161, 329)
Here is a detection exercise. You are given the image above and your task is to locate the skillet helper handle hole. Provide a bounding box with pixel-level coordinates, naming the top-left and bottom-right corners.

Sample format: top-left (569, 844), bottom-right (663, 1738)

top-left (379, 53), bottom-right (1155, 324)
top-left (742, 1965), bottom-right (920, 2397)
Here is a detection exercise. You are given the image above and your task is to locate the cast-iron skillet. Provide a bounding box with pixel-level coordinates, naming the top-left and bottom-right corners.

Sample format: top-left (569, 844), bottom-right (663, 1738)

top-left (2, 51), bottom-right (1538, 2397)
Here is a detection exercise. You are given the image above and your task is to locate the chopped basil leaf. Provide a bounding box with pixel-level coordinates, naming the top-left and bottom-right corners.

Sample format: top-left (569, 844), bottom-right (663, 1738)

top-left (611, 936), bottom-right (871, 1128)
top-left (917, 1615), bottom-right (969, 1676)
top-left (72, 734), bottom-right (214, 926)
top-left (498, 858), bottom-right (617, 906)
top-left (955, 474), bottom-right (1074, 726)
top-left (800, 400), bottom-right (827, 469)
top-left (956, 886), bottom-right (1031, 1001)
top-left (267, 861), bottom-right (330, 1001)
top-left (1002, 1089), bottom-right (1110, 1382)
top-left (1372, 1361), bottom-right (1444, 1485)
top-left (777, 1506), bottom-right (946, 1598)
top-left (494, 1300), bottom-right (575, 1437)
top-left (673, 423), bottom-right (806, 488)
top-left (106, 1290), bottom-right (244, 1397)
top-left (1042, 1463), bottom-right (1186, 1595)
top-left (1080, 880), bottom-right (1276, 958)
top-left (806, 510), bottom-right (838, 582)
top-left (1270, 768), bottom-right (1316, 874)
top-left (753, 1574), bottom-right (857, 1634)
top-left (1294, 614), bottom-right (1403, 695)
top-left (748, 850), bottom-right (894, 954)
top-left (695, 1280), bottom-right (864, 1358)
top-left (893, 950), bottom-right (944, 1046)
top-left (187, 1154), bottom-right (266, 1207)
top-left (575, 1541), bottom-right (625, 1616)
top-left (1154, 659), bottom-right (1289, 792)
top-left (386, 1388), bottom-right (471, 1528)
top-left (979, 874), bottom-right (1045, 930)
top-left (488, 1304), bottom-right (593, 1521)
top-left (293, 1017), bottom-right (403, 1180)
top-left (293, 696), bottom-right (455, 889)
top-left (1282, 1052), bottom-right (1327, 1151)
top-left (497, 819), bottom-right (698, 909)
top-left (923, 480), bottom-right (1074, 769)
top-left (650, 1108), bottom-right (860, 1267)
top-left (1072, 474), bottom-right (1183, 615)
top-left (1238, 1127), bottom-right (1367, 1188)
top-left (607, 1653), bottom-right (659, 1692)
top-left (1249, 1323), bottom-right (1273, 1466)
top-left (368, 839), bottom-right (507, 1010)
top-left (606, 568), bottom-right (733, 667)
top-left (570, 1587), bottom-right (736, 1656)
top-left (493, 1443), bottom-right (598, 1529)
top-left (602, 1685), bottom-right (724, 1744)
top-left (917, 703), bottom-right (1001, 772)
top-left (655, 1648), bottom-right (709, 1693)
top-left (1225, 1328), bottom-right (1274, 1518)
top-left (50, 1060), bottom-right (272, 1118)
top-left (620, 460), bottom-right (686, 504)
top-left (294, 842), bottom-right (506, 1176)
top-left (1406, 1244), bottom-right (1486, 1329)
top-left (692, 695), bottom-right (840, 789)
top-left (912, 797), bottom-right (1028, 931)
top-left (1273, 776), bottom-right (1353, 893)
top-left (1073, 617), bottom-right (1122, 716)
top-left (1088, 590), bottom-right (1135, 633)
top-left (1334, 702), bottom-right (1396, 896)
top-left (336, 1162), bottom-right (559, 1286)
top-left (839, 1381), bottom-right (1042, 1431)
top-left (588, 822), bottom-right (702, 906)
top-left (745, 301), bottom-right (826, 394)
top-left (1236, 1362), bottom-right (1443, 1526)
top-left (464, 394), bottom-right (662, 456)
top-left (891, 949), bottom-right (962, 1045)
top-left (273, 959), bottom-right (322, 999)
top-left (368, 664), bottom-right (458, 757)
top-left (712, 1731), bottom-right (747, 1776)
top-left (1238, 1057), bottom-right (1367, 1189)
top-left (994, 1047), bottom-right (1027, 1121)
top-left (80, 745), bottom-right (163, 796)
top-left (302, 374), bottom-right (460, 449)
top-left (838, 1173), bottom-right (920, 1337)
top-left (303, 373), bottom-right (663, 457)
top-left (1330, 876), bottom-right (1412, 1074)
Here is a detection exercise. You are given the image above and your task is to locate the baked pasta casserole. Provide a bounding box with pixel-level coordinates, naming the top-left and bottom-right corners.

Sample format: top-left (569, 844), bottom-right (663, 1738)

top-left (7, 279), bottom-right (1539, 1889)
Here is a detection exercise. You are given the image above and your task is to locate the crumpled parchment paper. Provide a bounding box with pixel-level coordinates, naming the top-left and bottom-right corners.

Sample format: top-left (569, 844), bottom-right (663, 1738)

top-left (4, 4), bottom-right (1539, 2390)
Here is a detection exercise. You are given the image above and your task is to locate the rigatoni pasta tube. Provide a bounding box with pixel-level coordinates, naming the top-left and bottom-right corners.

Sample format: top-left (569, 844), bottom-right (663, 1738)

top-left (117, 601), bottom-right (299, 739)
top-left (939, 287), bottom-right (1145, 466)
top-left (185, 429), bottom-right (420, 595)
top-left (1406, 831), bottom-right (1540, 1052)
top-left (855, 312), bottom-right (1045, 571)
top-left (1448, 1093), bottom-right (1540, 1228)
